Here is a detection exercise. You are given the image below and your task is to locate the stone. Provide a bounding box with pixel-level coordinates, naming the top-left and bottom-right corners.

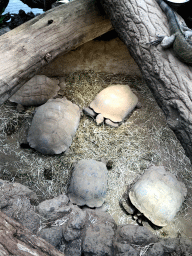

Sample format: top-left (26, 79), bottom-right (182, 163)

top-left (36, 194), bottom-right (70, 220)
top-left (38, 226), bottom-right (63, 248)
top-left (82, 209), bottom-right (116, 256)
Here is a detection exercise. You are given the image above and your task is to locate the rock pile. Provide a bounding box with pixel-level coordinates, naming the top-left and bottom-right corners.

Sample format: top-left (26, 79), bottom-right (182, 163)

top-left (0, 179), bottom-right (191, 255)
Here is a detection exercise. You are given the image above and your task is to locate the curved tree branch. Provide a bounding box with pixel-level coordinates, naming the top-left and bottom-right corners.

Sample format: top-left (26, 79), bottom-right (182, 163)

top-left (100, 0), bottom-right (192, 162)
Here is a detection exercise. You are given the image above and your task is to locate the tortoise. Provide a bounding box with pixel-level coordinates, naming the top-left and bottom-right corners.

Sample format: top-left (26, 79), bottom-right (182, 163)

top-left (120, 166), bottom-right (187, 226)
top-left (27, 97), bottom-right (81, 155)
top-left (83, 84), bottom-right (139, 127)
top-left (9, 75), bottom-right (60, 106)
top-left (68, 159), bottom-right (108, 208)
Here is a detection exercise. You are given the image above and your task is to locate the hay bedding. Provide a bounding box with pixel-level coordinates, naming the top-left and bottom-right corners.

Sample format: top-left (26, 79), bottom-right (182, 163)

top-left (0, 71), bottom-right (191, 239)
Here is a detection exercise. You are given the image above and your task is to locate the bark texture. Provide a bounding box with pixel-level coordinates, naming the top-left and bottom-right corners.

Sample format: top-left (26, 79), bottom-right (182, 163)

top-left (100, 0), bottom-right (192, 162)
top-left (0, 0), bottom-right (112, 103)
top-left (0, 211), bottom-right (64, 256)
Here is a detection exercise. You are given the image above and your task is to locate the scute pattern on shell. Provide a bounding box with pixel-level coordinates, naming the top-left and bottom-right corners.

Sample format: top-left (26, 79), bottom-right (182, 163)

top-left (68, 159), bottom-right (108, 208)
top-left (27, 98), bottom-right (81, 155)
top-left (129, 166), bottom-right (187, 226)
top-left (90, 84), bottom-right (138, 122)
top-left (9, 75), bottom-right (60, 106)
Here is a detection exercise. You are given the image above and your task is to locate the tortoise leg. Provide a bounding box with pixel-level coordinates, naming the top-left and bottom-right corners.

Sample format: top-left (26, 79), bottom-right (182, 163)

top-left (105, 119), bottom-right (119, 128)
top-left (96, 114), bottom-right (104, 125)
top-left (119, 194), bottom-right (136, 215)
top-left (83, 107), bottom-right (96, 118)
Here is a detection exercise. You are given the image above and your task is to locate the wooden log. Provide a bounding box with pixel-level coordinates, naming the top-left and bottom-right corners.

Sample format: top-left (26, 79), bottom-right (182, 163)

top-left (0, 211), bottom-right (64, 255)
top-left (100, 0), bottom-right (192, 163)
top-left (0, 0), bottom-right (112, 104)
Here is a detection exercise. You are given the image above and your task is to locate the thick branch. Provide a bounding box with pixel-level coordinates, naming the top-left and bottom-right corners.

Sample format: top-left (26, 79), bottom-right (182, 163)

top-left (0, 0), bottom-right (112, 103)
top-left (100, 0), bottom-right (192, 162)
top-left (0, 211), bottom-right (64, 255)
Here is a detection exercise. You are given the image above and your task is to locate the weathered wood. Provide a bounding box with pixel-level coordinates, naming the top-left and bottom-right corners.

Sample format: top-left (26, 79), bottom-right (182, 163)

top-left (0, 0), bottom-right (112, 103)
top-left (100, 0), bottom-right (192, 163)
top-left (0, 211), bottom-right (64, 255)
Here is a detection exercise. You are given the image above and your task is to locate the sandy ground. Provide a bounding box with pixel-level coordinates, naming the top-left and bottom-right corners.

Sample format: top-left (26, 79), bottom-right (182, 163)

top-left (0, 71), bottom-right (192, 239)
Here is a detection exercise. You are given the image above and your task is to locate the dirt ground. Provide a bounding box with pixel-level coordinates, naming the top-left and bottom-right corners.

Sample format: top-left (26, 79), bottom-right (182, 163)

top-left (0, 71), bottom-right (192, 240)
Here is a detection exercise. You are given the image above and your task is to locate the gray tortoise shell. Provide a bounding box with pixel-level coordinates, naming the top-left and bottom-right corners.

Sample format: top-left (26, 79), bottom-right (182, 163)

top-left (9, 75), bottom-right (60, 106)
top-left (27, 98), bottom-right (81, 155)
top-left (68, 159), bottom-right (108, 208)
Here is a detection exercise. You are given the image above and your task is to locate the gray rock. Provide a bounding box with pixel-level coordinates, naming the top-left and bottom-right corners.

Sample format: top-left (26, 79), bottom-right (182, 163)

top-left (0, 179), bottom-right (40, 233)
top-left (82, 209), bottom-right (116, 256)
top-left (113, 224), bottom-right (158, 255)
top-left (63, 205), bottom-right (87, 242)
top-left (2, 196), bottom-right (40, 234)
top-left (38, 226), bottom-right (63, 248)
top-left (36, 194), bottom-right (70, 220)
top-left (114, 242), bottom-right (138, 256)
top-left (116, 224), bottom-right (158, 246)
top-left (64, 239), bottom-right (82, 256)
top-left (147, 238), bottom-right (192, 256)
top-left (0, 179), bottom-right (38, 203)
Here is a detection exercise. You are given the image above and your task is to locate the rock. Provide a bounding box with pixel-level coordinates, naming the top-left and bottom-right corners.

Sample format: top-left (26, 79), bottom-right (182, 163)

top-left (0, 180), bottom-right (40, 233)
top-left (113, 224), bottom-right (158, 255)
top-left (64, 239), bottom-right (82, 256)
top-left (38, 226), bottom-right (63, 248)
top-left (114, 242), bottom-right (138, 256)
top-left (116, 224), bottom-right (158, 246)
top-left (36, 194), bottom-right (70, 220)
top-left (2, 196), bottom-right (40, 234)
top-left (82, 209), bottom-right (116, 256)
top-left (147, 238), bottom-right (192, 256)
top-left (63, 205), bottom-right (87, 242)
top-left (8, 10), bottom-right (35, 29)
top-left (0, 179), bottom-right (38, 203)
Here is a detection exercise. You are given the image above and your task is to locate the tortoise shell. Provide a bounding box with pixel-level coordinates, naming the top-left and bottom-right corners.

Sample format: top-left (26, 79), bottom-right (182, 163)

top-left (9, 75), bottom-right (60, 106)
top-left (27, 98), bottom-right (81, 155)
top-left (129, 166), bottom-right (187, 226)
top-left (68, 159), bottom-right (108, 208)
top-left (90, 84), bottom-right (138, 122)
